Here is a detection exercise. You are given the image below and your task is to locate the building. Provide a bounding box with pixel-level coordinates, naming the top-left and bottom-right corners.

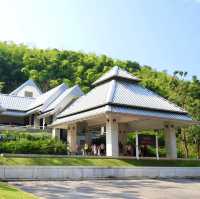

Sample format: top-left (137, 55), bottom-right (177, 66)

top-left (0, 79), bottom-right (83, 137)
top-left (0, 66), bottom-right (199, 158)
top-left (51, 66), bottom-right (199, 158)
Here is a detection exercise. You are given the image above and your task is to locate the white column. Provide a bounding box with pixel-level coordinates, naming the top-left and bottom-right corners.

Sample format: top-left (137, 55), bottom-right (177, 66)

top-left (52, 128), bottom-right (60, 140)
top-left (67, 124), bottom-right (77, 153)
top-left (135, 132), bottom-right (139, 160)
top-left (33, 115), bottom-right (40, 129)
top-left (42, 117), bottom-right (46, 130)
top-left (106, 117), bottom-right (119, 156)
top-left (156, 134), bottom-right (159, 160)
top-left (164, 125), bottom-right (177, 159)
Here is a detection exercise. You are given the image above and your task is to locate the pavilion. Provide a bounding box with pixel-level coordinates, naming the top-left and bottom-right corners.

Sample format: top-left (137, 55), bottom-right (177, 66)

top-left (51, 66), bottom-right (198, 159)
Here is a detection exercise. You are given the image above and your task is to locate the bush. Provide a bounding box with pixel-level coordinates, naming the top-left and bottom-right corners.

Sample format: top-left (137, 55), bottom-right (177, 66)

top-left (146, 146), bottom-right (166, 157)
top-left (0, 131), bottom-right (51, 141)
top-left (0, 132), bottom-right (68, 154)
top-left (0, 139), bottom-right (68, 154)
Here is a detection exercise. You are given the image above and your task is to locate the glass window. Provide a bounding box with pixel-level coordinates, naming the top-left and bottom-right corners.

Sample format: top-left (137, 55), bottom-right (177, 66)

top-left (24, 91), bottom-right (33, 97)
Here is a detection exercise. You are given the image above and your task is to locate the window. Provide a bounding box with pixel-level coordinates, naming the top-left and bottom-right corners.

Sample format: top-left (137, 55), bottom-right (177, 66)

top-left (24, 91), bottom-right (33, 97)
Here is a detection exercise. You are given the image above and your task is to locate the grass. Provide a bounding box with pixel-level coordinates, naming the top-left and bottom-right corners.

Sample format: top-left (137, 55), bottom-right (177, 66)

top-left (0, 182), bottom-right (38, 199)
top-left (0, 157), bottom-right (200, 167)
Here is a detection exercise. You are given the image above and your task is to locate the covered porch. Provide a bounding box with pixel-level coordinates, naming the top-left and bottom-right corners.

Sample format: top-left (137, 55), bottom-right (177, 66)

top-left (52, 107), bottom-right (196, 159)
top-left (51, 66), bottom-right (198, 159)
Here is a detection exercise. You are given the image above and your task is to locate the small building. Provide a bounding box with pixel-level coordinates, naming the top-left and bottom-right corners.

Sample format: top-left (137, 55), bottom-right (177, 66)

top-left (0, 80), bottom-right (83, 136)
top-left (51, 66), bottom-right (199, 158)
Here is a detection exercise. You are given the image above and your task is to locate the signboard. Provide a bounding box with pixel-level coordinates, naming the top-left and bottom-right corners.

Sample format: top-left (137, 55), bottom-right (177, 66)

top-left (138, 134), bottom-right (156, 146)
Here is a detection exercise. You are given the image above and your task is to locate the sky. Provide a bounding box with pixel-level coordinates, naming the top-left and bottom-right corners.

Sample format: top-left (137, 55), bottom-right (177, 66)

top-left (0, 0), bottom-right (199, 79)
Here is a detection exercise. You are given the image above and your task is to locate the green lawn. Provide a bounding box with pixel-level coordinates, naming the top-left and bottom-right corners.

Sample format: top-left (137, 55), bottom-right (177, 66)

top-left (0, 182), bottom-right (37, 199)
top-left (0, 157), bottom-right (200, 167)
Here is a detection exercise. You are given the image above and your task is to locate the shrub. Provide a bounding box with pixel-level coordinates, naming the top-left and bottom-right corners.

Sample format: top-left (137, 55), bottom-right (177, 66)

top-left (0, 131), bottom-right (68, 154)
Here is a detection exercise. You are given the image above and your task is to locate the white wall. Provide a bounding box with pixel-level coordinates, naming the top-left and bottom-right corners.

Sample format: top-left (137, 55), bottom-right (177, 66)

top-left (0, 166), bottom-right (200, 180)
top-left (15, 85), bottom-right (41, 98)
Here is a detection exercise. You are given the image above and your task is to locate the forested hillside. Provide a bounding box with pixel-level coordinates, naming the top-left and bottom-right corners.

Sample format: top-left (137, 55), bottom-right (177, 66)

top-left (0, 41), bottom-right (200, 158)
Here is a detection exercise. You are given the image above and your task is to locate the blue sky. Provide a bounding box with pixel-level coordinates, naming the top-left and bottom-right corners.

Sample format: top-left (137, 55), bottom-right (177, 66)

top-left (0, 0), bottom-right (199, 79)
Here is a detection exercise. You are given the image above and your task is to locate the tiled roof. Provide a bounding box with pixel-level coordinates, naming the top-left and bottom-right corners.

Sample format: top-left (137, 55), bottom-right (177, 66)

top-left (27, 83), bottom-right (68, 112)
top-left (113, 81), bottom-right (186, 113)
top-left (42, 85), bottom-right (83, 114)
top-left (56, 66), bottom-right (189, 125)
top-left (0, 83), bottom-right (82, 116)
top-left (58, 81), bottom-right (111, 117)
top-left (0, 94), bottom-right (35, 112)
top-left (93, 66), bottom-right (140, 86)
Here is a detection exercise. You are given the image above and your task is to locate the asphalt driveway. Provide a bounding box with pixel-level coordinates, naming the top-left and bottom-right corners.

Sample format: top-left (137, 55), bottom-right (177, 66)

top-left (10, 179), bottom-right (200, 199)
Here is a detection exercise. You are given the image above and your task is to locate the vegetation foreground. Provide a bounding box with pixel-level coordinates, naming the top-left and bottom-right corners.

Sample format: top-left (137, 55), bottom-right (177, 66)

top-left (0, 157), bottom-right (200, 167)
top-left (0, 182), bottom-right (37, 199)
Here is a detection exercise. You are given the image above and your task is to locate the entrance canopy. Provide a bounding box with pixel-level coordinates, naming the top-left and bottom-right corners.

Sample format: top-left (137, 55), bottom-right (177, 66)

top-left (51, 66), bottom-right (198, 130)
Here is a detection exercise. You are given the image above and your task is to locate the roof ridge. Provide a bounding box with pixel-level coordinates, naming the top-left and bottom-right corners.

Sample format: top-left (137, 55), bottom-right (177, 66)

top-left (106, 80), bottom-right (116, 104)
top-left (92, 66), bottom-right (140, 86)
top-left (114, 66), bottom-right (119, 76)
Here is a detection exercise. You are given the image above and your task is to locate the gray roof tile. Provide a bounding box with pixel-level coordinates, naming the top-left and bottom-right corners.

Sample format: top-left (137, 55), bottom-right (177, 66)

top-left (93, 66), bottom-right (140, 86)
top-left (42, 85), bottom-right (83, 114)
top-left (0, 94), bottom-right (35, 111)
top-left (58, 81), bottom-right (111, 117)
top-left (113, 81), bottom-right (186, 113)
top-left (57, 66), bottom-right (189, 123)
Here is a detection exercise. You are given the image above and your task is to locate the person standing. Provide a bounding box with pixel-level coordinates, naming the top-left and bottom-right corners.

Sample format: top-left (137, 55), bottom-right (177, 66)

top-left (97, 145), bottom-right (101, 156)
top-left (84, 143), bottom-right (89, 155)
top-left (100, 143), bottom-right (105, 156)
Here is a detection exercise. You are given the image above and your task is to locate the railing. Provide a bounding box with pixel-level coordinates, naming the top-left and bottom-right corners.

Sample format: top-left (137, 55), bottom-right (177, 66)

top-left (0, 124), bottom-right (52, 133)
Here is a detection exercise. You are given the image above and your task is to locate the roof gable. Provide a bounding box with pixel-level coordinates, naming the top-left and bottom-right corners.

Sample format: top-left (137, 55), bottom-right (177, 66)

top-left (0, 83), bottom-right (83, 115)
top-left (27, 83), bottom-right (68, 112)
top-left (10, 79), bottom-right (42, 97)
top-left (41, 85), bottom-right (84, 114)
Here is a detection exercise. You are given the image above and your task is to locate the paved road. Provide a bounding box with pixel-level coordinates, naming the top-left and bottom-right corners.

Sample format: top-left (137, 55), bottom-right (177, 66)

top-left (10, 179), bottom-right (200, 199)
